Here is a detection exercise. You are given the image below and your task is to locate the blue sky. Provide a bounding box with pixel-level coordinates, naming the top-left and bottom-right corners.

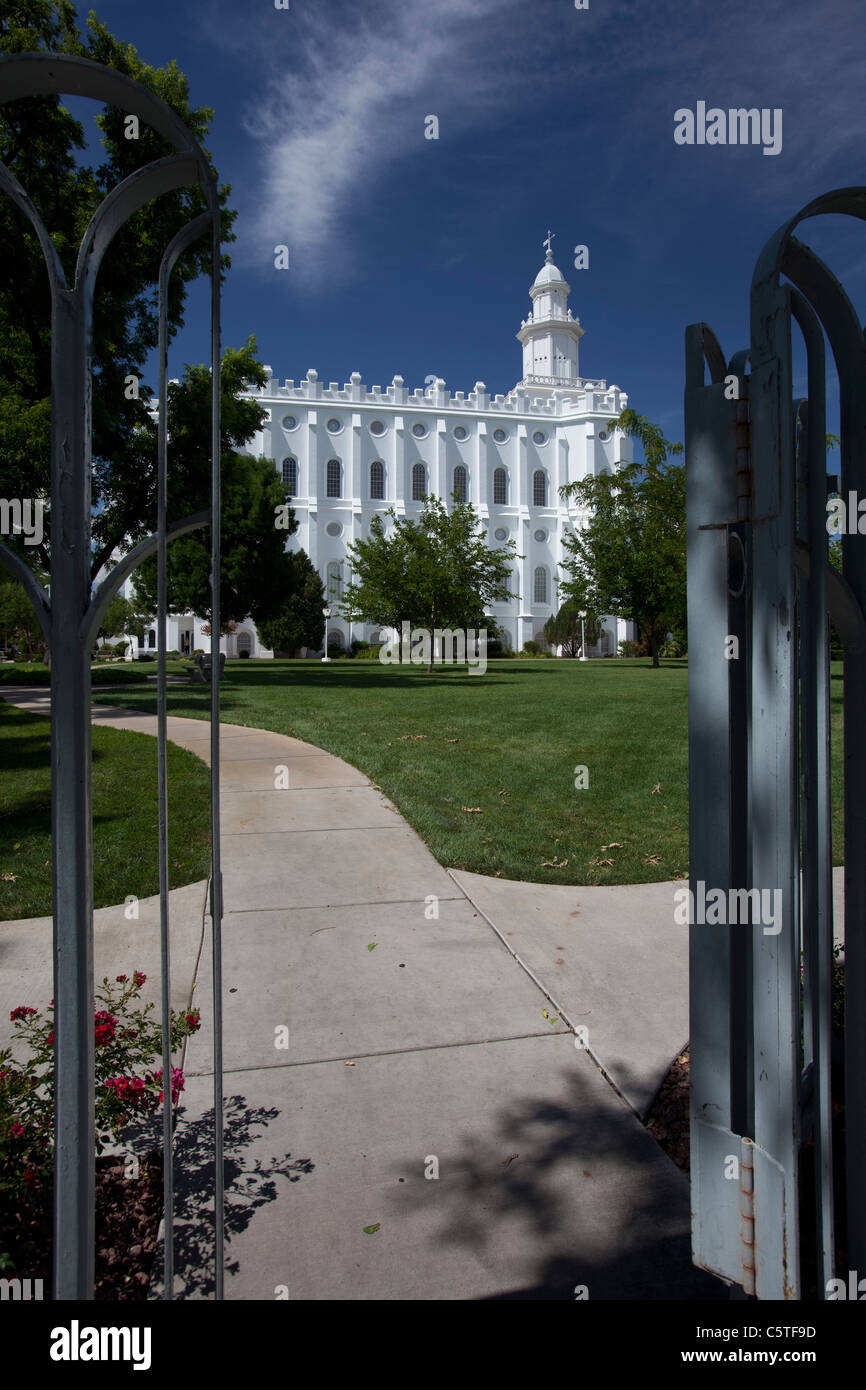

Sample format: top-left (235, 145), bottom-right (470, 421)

top-left (80, 0), bottom-right (866, 447)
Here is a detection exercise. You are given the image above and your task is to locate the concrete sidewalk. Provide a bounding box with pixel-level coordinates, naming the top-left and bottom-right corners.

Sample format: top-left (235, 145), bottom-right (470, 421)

top-left (0, 688), bottom-right (722, 1300)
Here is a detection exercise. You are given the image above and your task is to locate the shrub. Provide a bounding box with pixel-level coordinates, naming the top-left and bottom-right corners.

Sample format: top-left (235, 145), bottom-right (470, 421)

top-left (618, 639), bottom-right (642, 658)
top-left (522, 640), bottom-right (542, 656)
top-left (0, 973), bottom-right (200, 1209)
top-left (239, 649), bottom-right (250, 658)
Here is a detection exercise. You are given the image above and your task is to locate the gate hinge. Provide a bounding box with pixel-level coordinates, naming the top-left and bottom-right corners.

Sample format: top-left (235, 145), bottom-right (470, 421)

top-left (739, 1136), bottom-right (756, 1295)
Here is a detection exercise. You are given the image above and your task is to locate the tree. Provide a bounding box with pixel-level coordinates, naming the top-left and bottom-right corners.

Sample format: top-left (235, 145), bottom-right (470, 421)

top-left (256, 551), bottom-right (326, 656)
top-left (0, 572), bottom-right (46, 657)
top-left (131, 340), bottom-right (296, 631)
top-left (341, 495), bottom-right (518, 673)
top-left (543, 599), bottom-right (602, 657)
top-left (559, 409), bottom-right (685, 668)
top-left (97, 593), bottom-right (152, 650)
top-left (0, 2), bottom-right (236, 580)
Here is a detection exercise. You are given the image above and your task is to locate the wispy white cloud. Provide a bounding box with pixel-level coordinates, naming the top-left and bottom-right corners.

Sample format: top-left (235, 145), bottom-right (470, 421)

top-left (236, 0), bottom-right (543, 283)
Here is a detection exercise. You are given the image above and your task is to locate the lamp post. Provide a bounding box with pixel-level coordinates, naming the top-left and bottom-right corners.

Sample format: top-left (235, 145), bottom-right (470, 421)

top-left (322, 605), bottom-right (331, 662)
top-left (579, 610), bottom-right (587, 661)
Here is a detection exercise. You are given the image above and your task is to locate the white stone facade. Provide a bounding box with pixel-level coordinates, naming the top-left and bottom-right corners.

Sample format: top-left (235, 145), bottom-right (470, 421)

top-left (240, 243), bottom-right (635, 655)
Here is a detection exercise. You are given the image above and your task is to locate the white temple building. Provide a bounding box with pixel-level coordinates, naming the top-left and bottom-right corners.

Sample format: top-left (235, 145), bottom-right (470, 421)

top-left (126, 237), bottom-right (635, 658)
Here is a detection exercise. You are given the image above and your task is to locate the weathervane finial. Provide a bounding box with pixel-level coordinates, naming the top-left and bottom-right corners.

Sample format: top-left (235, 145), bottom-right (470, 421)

top-left (543, 229), bottom-right (555, 260)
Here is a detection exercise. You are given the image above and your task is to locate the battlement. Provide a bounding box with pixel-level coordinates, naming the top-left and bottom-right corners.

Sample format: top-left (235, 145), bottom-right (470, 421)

top-left (248, 368), bottom-right (626, 419)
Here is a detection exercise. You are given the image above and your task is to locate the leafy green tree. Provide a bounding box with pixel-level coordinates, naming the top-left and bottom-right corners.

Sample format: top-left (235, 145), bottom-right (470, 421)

top-left (0, 2), bottom-right (236, 579)
top-left (96, 592), bottom-right (152, 650)
top-left (543, 599), bottom-right (602, 657)
top-left (0, 572), bottom-right (46, 656)
top-left (132, 341), bottom-right (296, 631)
top-left (256, 551), bottom-right (326, 655)
top-left (559, 409), bottom-right (685, 668)
top-left (341, 495), bottom-right (517, 672)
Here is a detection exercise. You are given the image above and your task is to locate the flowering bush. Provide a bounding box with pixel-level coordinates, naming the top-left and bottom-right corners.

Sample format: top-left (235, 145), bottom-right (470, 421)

top-left (0, 972), bottom-right (200, 1205)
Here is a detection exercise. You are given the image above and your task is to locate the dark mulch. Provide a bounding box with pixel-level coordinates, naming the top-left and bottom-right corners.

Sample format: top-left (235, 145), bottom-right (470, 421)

top-left (645, 1048), bottom-right (691, 1174)
top-left (0, 1149), bottom-right (163, 1298)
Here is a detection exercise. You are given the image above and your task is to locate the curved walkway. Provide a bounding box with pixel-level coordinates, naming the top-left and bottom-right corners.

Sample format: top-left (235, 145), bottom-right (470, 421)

top-left (0, 687), bottom-right (722, 1300)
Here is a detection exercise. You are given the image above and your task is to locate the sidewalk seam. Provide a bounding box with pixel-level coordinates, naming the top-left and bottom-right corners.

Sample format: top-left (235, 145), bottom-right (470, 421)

top-left (447, 868), bottom-right (646, 1123)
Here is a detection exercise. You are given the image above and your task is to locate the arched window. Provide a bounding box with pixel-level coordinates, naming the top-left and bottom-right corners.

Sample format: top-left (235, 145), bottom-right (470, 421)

top-left (282, 457), bottom-right (298, 495)
top-left (147, 629), bottom-right (156, 649)
top-left (493, 467), bottom-right (507, 506)
top-left (326, 561), bottom-right (342, 600)
top-left (533, 469), bottom-right (547, 506)
top-left (326, 459), bottom-right (341, 498)
top-left (533, 566), bottom-right (548, 604)
top-left (411, 462), bottom-right (426, 501)
top-left (237, 630), bottom-right (253, 656)
top-left (453, 464), bottom-right (467, 503)
top-left (370, 460), bottom-right (384, 500)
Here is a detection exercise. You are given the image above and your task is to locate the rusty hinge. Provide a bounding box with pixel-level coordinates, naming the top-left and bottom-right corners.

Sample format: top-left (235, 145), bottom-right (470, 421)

top-left (739, 1136), bottom-right (756, 1295)
top-left (736, 399), bottom-right (751, 522)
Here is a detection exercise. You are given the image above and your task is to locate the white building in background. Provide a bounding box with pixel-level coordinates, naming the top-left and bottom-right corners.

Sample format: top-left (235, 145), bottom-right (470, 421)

top-left (126, 237), bottom-right (635, 658)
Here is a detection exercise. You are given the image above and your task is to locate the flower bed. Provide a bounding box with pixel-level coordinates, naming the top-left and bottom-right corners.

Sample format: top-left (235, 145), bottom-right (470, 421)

top-left (0, 971), bottom-right (200, 1297)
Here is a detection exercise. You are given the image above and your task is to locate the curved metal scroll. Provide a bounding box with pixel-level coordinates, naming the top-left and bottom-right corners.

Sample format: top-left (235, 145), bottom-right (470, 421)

top-left (0, 52), bottom-right (223, 1302)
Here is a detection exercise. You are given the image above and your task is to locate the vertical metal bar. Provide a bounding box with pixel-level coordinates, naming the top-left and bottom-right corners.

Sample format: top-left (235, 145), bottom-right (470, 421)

top-left (50, 284), bottom-right (95, 1301)
top-left (685, 323), bottom-right (744, 1286)
top-left (209, 217), bottom-right (225, 1299)
top-left (791, 291), bottom-right (835, 1293)
top-left (157, 248), bottom-right (173, 1299)
top-left (748, 281), bottom-right (800, 1299)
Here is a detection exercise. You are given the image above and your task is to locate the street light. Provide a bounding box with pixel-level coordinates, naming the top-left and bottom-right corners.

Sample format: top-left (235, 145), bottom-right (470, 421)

top-left (578, 610), bottom-right (587, 661)
top-left (322, 605), bottom-right (331, 662)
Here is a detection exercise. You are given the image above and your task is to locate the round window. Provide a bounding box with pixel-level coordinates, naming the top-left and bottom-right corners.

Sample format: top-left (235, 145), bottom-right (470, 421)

top-left (494, 527), bottom-right (508, 541)
top-left (326, 417), bottom-right (342, 433)
top-left (326, 522), bottom-right (342, 538)
top-left (454, 425), bottom-right (468, 440)
top-left (493, 428), bottom-right (507, 443)
top-left (598, 430), bottom-right (609, 441)
top-left (532, 430), bottom-right (546, 445)
top-left (370, 420), bottom-right (385, 435)
top-left (283, 414), bottom-right (297, 430)
top-left (412, 422), bottom-right (427, 438)
top-left (534, 528), bottom-right (547, 542)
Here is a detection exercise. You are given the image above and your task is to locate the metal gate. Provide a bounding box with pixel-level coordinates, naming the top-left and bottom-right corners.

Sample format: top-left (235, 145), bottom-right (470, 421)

top-left (0, 52), bottom-right (224, 1300)
top-left (686, 188), bottom-right (866, 1298)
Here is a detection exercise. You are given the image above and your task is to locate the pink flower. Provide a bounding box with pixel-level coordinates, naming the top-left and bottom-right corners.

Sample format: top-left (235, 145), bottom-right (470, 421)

top-left (133, 972), bottom-right (146, 987)
top-left (94, 1011), bottom-right (117, 1046)
top-left (115, 975), bottom-right (128, 983)
top-left (151, 1066), bottom-right (185, 1105)
top-left (10, 1006), bottom-right (37, 1022)
top-left (10, 1122), bottom-right (24, 1137)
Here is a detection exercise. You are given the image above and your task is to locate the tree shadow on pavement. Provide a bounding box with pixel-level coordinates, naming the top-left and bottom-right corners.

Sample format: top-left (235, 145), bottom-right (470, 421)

top-left (143, 1094), bottom-right (314, 1299)
top-left (390, 1060), bottom-right (728, 1302)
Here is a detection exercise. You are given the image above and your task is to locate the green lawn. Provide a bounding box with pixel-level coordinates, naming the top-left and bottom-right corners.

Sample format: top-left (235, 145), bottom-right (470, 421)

top-left (2, 659), bottom-right (845, 896)
top-left (0, 659), bottom-right (192, 686)
top-left (88, 655), bottom-right (844, 886)
top-left (0, 701), bottom-right (212, 920)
